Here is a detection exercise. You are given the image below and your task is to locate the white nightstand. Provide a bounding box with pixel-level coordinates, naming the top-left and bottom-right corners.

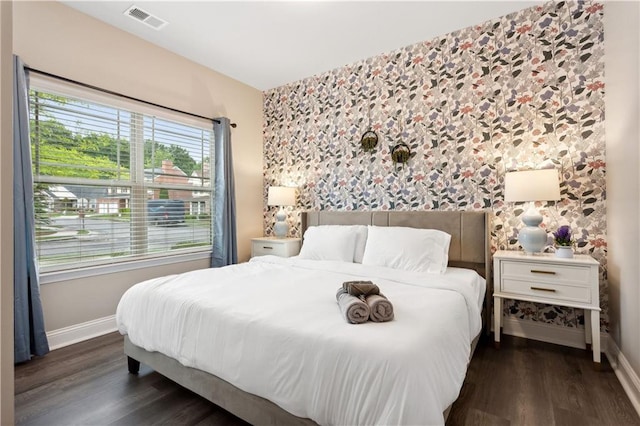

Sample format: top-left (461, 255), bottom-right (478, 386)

top-left (493, 250), bottom-right (601, 364)
top-left (251, 237), bottom-right (301, 258)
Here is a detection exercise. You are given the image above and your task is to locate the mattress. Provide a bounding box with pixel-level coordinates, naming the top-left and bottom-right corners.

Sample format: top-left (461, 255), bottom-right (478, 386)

top-left (116, 255), bottom-right (485, 425)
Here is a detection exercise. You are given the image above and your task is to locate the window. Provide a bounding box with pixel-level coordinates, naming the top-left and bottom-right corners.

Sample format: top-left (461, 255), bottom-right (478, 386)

top-left (30, 77), bottom-right (214, 273)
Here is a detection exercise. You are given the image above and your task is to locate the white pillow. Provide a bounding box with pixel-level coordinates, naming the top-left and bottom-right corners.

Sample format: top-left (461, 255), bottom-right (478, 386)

top-left (361, 226), bottom-right (451, 274)
top-left (298, 225), bottom-right (358, 262)
top-left (353, 225), bottom-right (368, 263)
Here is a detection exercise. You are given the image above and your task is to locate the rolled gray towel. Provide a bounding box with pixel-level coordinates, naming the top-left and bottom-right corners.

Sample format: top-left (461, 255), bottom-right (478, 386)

top-left (336, 288), bottom-right (370, 324)
top-left (342, 280), bottom-right (380, 297)
top-left (366, 293), bottom-right (394, 322)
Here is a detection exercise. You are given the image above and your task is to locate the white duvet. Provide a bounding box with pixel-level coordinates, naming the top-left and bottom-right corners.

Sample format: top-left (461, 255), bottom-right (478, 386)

top-left (116, 256), bottom-right (485, 426)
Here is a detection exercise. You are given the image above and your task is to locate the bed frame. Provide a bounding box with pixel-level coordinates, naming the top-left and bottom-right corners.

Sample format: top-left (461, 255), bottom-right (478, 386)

top-left (125, 210), bottom-right (491, 425)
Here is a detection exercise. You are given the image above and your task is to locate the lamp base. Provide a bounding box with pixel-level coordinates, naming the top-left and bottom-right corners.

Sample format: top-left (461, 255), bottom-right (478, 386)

top-left (273, 209), bottom-right (288, 238)
top-left (518, 226), bottom-right (548, 254)
top-left (517, 202), bottom-right (548, 254)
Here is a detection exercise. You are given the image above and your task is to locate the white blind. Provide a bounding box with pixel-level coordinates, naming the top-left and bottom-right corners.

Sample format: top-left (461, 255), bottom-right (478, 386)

top-left (30, 78), bottom-right (215, 272)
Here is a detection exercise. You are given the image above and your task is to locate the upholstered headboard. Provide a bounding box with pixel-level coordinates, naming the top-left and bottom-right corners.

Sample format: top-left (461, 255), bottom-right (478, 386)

top-left (301, 210), bottom-right (492, 334)
top-left (301, 210), bottom-right (490, 276)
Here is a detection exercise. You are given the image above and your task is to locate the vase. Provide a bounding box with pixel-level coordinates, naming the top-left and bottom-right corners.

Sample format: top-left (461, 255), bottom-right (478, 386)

top-left (555, 246), bottom-right (574, 259)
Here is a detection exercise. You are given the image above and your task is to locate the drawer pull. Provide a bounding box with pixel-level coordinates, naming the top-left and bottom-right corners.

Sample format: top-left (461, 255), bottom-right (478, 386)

top-left (262, 246), bottom-right (273, 250)
top-left (531, 286), bottom-right (556, 292)
top-left (530, 269), bottom-right (556, 275)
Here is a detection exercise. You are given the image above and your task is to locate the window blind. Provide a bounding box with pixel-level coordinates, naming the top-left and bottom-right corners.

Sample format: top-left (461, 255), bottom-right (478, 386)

top-left (30, 78), bottom-right (214, 272)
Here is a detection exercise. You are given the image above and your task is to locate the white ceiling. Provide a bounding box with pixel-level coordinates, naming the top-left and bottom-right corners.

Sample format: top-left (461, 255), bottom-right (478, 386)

top-left (62, 1), bottom-right (541, 91)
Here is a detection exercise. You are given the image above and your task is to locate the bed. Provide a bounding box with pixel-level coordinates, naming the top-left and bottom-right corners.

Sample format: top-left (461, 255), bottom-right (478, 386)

top-left (118, 210), bottom-right (491, 425)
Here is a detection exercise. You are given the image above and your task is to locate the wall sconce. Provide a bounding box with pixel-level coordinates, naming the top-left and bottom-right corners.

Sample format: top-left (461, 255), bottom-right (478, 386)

top-left (505, 168), bottom-right (561, 253)
top-left (391, 142), bottom-right (413, 169)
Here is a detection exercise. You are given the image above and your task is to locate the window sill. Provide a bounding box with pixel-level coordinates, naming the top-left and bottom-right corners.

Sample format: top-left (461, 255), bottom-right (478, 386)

top-left (40, 251), bottom-right (211, 285)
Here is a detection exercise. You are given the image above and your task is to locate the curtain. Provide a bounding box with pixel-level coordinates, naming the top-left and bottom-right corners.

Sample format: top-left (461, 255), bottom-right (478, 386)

top-left (13, 55), bottom-right (49, 363)
top-left (211, 117), bottom-right (238, 267)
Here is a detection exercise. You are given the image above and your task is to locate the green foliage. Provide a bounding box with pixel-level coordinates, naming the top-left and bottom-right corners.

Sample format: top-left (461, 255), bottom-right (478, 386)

top-left (30, 91), bottom-right (68, 113)
top-left (81, 133), bottom-right (130, 166)
top-left (167, 144), bottom-right (197, 175)
top-left (31, 117), bottom-right (129, 180)
top-left (31, 119), bottom-right (76, 150)
top-left (29, 90), bottom-right (200, 181)
top-left (185, 213), bottom-right (210, 220)
top-left (36, 144), bottom-right (129, 180)
top-left (159, 188), bottom-right (169, 199)
top-left (33, 183), bottom-right (51, 227)
top-left (171, 241), bottom-right (209, 250)
top-left (144, 141), bottom-right (197, 175)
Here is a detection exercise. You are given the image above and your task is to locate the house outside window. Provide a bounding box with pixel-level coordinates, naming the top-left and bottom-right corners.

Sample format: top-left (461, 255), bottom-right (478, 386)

top-left (30, 75), bottom-right (214, 273)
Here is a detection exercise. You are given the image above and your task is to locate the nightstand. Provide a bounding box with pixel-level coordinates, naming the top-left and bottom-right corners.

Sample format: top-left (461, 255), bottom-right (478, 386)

top-left (251, 237), bottom-right (301, 258)
top-left (493, 250), bottom-right (601, 364)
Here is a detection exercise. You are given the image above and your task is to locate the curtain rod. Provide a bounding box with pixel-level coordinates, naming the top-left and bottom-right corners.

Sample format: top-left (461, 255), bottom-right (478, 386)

top-left (25, 67), bottom-right (237, 128)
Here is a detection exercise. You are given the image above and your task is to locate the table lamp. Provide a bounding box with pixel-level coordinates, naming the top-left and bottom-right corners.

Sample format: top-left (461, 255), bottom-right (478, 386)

top-left (505, 169), bottom-right (561, 254)
top-left (267, 186), bottom-right (296, 238)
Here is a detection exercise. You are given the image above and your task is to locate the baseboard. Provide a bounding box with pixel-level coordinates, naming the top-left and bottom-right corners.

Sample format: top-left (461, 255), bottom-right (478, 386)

top-left (605, 339), bottom-right (640, 417)
top-left (46, 315), bottom-right (117, 350)
top-left (499, 317), bottom-right (608, 351)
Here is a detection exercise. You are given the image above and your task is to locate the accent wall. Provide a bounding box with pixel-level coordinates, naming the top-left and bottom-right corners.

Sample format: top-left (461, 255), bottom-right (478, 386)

top-left (263, 1), bottom-right (607, 330)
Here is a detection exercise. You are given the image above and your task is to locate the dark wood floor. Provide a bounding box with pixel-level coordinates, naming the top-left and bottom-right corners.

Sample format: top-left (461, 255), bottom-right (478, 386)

top-left (448, 336), bottom-right (639, 426)
top-left (15, 332), bottom-right (639, 425)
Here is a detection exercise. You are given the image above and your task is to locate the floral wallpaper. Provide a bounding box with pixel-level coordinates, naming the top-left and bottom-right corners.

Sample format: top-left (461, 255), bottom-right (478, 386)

top-left (263, 1), bottom-right (607, 330)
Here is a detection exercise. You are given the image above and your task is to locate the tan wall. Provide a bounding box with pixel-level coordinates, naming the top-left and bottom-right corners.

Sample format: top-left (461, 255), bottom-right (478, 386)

top-left (0, 1), bottom-right (14, 423)
top-left (13, 1), bottom-right (264, 331)
top-left (40, 259), bottom-right (210, 331)
top-left (605, 1), bottom-right (640, 379)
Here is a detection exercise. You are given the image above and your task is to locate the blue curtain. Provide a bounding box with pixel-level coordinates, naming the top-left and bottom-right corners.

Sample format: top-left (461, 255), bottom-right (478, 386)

top-left (13, 56), bottom-right (49, 363)
top-left (211, 117), bottom-right (237, 267)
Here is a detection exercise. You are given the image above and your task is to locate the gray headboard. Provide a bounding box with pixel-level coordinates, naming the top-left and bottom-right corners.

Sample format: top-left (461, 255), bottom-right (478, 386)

top-left (301, 210), bottom-right (490, 276)
top-left (301, 210), bottom-right (492, 334)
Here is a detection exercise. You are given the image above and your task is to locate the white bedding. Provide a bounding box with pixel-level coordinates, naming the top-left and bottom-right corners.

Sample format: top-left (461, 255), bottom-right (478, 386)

top-left (116, 256), bottom-right (485, 426)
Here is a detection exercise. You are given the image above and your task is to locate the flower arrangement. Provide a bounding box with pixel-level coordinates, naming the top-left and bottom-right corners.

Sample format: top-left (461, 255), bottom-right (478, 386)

top-left (553, 225), bottom-right (574, 247)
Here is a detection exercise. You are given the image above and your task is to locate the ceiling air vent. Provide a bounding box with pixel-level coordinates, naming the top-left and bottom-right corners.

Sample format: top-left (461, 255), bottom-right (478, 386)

top-left (124, 5), bottom-right (168, 30)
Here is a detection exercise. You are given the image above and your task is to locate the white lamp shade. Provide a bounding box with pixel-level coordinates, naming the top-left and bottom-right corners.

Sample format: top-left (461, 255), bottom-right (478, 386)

top-left (267, 186), bottom-right (296, 206)
top-left (504, 169), bottom-right (561, 202)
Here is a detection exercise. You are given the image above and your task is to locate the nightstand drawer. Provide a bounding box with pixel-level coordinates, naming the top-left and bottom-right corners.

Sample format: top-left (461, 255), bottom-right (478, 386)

top-left (252, 242), bottom-right (288, 257)
top-left (251, 237), bottom-right (301, 258)
top-left (502, 261), bottom-right (590, 285)
top-left (502, 278), bottom-right (591, 304)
